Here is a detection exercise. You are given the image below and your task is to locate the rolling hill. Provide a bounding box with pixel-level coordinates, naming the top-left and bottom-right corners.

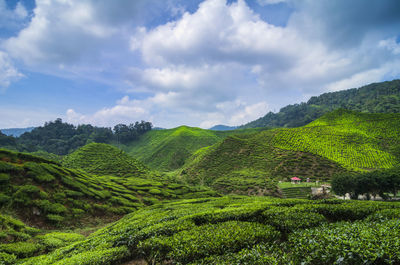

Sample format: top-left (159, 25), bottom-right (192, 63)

top-left (62, 143), bottom-right (149, 177)
top-left (180, 110), bottom-right (400, 193)
top-left (241, 79), bottom-right (400, 128)
top-left (0, 148), bottom-right (217, 228)
top-left (121, 126), bottom-right (266, 172)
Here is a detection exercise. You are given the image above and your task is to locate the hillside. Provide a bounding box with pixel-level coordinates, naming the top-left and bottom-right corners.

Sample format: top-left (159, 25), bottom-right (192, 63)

top-left (0, 149), bottom-right (217, 229)
top-left (121, 126), bottom-right (266, 171)
top-left (273, 109), bottom-right (400, 170)
top-left (241, 79), bottom-right (400, 128)
top-left (180, 131), bottom-right (349, 194)
top-left (18, 196), bottom-right (400, 264)
top-left (62, 143), bottom-right (148, 177)
top-left (180, 110), bottom-right (400, 193)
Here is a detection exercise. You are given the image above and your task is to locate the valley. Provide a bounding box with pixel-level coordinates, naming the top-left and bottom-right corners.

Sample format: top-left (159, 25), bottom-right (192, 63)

top-left (0, 80), bottom-right (400, 264)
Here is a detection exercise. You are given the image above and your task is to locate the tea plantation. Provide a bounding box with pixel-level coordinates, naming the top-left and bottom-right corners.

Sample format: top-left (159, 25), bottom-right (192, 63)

top-left (12, 196), bottom-right (400, 265)
top-left (0, 149), bottom-right (217, 228)
top-left (121, 126), bottom-right (266, 171)
top-left (179, 110), bottom-right (400, 194)
top-left (62, 143), bottom-right (149, 177)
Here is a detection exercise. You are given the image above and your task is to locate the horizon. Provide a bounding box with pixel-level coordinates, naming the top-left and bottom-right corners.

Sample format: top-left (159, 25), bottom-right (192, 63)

top-left (1, 0), bottom-right (400, 129)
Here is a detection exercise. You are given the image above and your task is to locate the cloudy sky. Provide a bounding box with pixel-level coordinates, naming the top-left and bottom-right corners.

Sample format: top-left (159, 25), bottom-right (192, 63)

top-left (0, 0), bottom-right (400, 129)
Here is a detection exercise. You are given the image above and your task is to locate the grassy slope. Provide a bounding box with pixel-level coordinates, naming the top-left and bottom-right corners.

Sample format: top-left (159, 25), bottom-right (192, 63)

top-left (62, 143), bottom-right (149, 177)
top-left (272, 109), bottom-right (400, 170)
top-left (0, 149), bottom-right (217, 229)
top-left (19, 196), bottom-right (400, 265)
top-left (180, 130), bottom-right (348, 194)
top-left (180, 110), bottom-right (400, 193)
top-left (121, 126), bottom-right (266, 171)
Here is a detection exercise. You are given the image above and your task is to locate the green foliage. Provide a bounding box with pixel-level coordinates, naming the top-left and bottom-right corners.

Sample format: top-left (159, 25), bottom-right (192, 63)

top-left (18, 196), bottom-right (400, 264)
top-left (180, 127), bottom-right (349, 193)
top-left (10, 118), bottom-right (152, 155)
top-left (0, 214), bottom-right (40, 244)
top-left (272, 110), bottom-right (400, 170)
top-left (0, 242), bottom-right (42, 258)
top-left (140, 221), bottom-right (279, 264)
top-left (262, 206), bottom-right (326, 233)
top-left (122, 125), bottom-right (266, 171)
top-left (0, 173), bottom-right (9, 183)
top-left (0, 252), bottom-right (16, 265)
top-left (241, 79), bottom-right (400, 129)
top-left (183, 110), bottom-right (400, 192)
top-left (332, 167), bottom-right (400, 199)
top-left (62, 143), bottom-right (149, 177)
top-left (0, 148), bottom-right (218, 229)
top-left (288, 219), bottom-right (400, 264)
top-left (36, 232), bottom-right (85, 251)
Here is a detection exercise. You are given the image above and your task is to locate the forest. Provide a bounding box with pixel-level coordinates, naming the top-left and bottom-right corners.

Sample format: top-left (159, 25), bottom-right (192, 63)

top-left (0, 119), bottom-right (152, 155)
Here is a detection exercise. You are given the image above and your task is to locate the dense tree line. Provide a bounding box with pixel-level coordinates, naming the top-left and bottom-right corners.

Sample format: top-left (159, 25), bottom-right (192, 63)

top-left (241, 79), bottom-right (400, 128)
top-left (1, 119), bottom-right (152, 155)
top-left (331, 167), bottom-right (400, 200)
top-left (0, 131), bottom-right (17, 148)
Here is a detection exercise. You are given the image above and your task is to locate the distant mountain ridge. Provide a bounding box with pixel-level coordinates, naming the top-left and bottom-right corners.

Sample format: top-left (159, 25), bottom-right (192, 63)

top-left (240, 79), bottom-right (400, 128)
top-left (209, 125), bottom-right (237, 131)
top-left (0, 127), bottom-right (35, 137)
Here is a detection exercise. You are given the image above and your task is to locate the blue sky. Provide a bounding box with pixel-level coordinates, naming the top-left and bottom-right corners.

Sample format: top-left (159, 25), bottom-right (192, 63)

top-left (0, 0), bottom-right (400, 129)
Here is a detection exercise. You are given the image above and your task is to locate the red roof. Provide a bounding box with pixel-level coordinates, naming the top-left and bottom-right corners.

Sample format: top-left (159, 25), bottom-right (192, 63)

top-left (291, 177), bottom-right (301, 181)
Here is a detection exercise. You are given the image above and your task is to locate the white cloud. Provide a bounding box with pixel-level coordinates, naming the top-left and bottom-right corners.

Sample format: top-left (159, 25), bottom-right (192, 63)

top-left (66, 96), bottom-right (149, 127)
top-left (2, 0), bottom-right (400, 128)
top-left (0, 106), bottom-right (54, 128)
top-left (4, 0), bottom-right (115, 66)
top-left (127, 0), bottom-right (400, 125)
top-left (0, 51), bottom-right (23, 91)
top-left (0, 0), bottom-right (28, 30)
top-left (257, 0), bottom-right (287, 5)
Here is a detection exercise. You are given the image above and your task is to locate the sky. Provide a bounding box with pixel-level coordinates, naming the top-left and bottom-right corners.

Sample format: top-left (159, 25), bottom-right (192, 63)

top-left (0, 0), bottom-right (400, 129)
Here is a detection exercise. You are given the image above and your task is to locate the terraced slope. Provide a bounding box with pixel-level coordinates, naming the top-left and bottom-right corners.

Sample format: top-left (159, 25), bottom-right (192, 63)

top-left (180, 131), bottom-right (348, 194)
top-left (122, 126), bottom-right (265, 171)
top-left (272, 109), bottom-right (400, 170)
top-left (62, 143), bottom-right (149, 177)
top-left (0, 149), bottom-right (217, 228)
top-left (18, 196), bottom-right (400, 265)
top-left (180, 110), bottom-right (400, 192)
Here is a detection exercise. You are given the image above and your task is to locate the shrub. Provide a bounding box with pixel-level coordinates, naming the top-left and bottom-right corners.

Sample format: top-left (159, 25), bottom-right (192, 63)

top-left (288, 219), bottom-right (400, 264)
top-left (148, 189), bottom-right (162, 195)
top-left (139, 221), bottom-right (280, 264)
top-left (0, 173), bottom-right (10, 183)
top-left (13, 185), bottom-right (40, 206)
top-left (366, 208), bottom-right (400, 222)
top-left (53, 192), bottom-right (66, 202)
top-left (36, 232), bottom-right (85, 251)
top-left (46, 214), bottom-right (64, 223)
top-left (0, 242), bottom-right (42, 258)
top-left (0, 193), bottom-right (10, 206)
top-left (65, 190), bottom-right (84, 197)
top-left (0, 252), bottom-right (16, 265)
top-left (311, 202), bottom-right (380, 221)
top-left (262, 207), bottom-right (327, 233)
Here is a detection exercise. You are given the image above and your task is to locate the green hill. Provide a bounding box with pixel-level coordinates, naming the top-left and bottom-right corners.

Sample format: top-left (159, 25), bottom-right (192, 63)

top-left (0, 149), bottom-right (217, 229)
top-left (241, 79), bottom-right (400, 128)
top-left (180, 131), bottom-right (348, 194)
top-left (121, 126), bottom-right (265, 172)
top-left (18, 196), bottom-right (400, 265)
top-left (272, 109), bottom-right (400, 170)
top-left (62, 143), bottom-right (149, 177)
top-left (180, 110), bottom-right (400, 193)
